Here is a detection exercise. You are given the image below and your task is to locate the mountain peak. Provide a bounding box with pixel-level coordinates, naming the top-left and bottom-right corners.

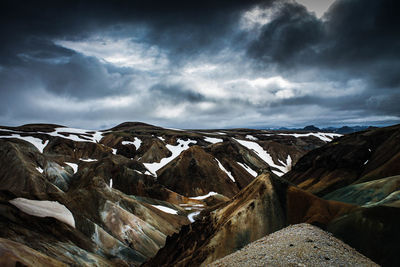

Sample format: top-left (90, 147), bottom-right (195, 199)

top-left (303, 125), bottom-right (320, 131)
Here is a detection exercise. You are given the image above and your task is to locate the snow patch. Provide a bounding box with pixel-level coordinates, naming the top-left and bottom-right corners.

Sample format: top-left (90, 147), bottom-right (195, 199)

top-left (133, 137), bottom-right (142, 149)
top-left (9, 198), bottom-right (75, 228)
top-left (0, 134), bottom-right (48, 153)
top-left (278, 155), bottom-right (292, 173)
top-left (112, 148), bottom-right (117, 155)
top-left (0, 127), bottom-right (105, 151)
top-left (245, 135), bottom-right (258, 141)
top-left (79, 158), bottom-right (98, 162)
top-left (36, 167), bottom-right (44, 174)
top-left (50, 127), bottom-right (104, 143)
top-left (121, 137), bottom-right (142, 150)
top-left (122, 141), bottom-right (134, 146)
top-left (272, 170), bottom-right (284, 176)
top-left (188, 211), bottom-right (201, 223)
top-left (234, 138), bottom-right (287, 176)
top-left (121, 137), bottom-right (146, 151)
top-left (216, 159), bottom-right (235, 182)
top-left (158, 136), bottom-right (165, 142)
top-left (92, 131), bottom-right (104, 143)
top-left (144, 170), bottom-right (154, 176)
top-left (65, 162), bottom-right (78, 174)
top-left (151, 205), bottom-right (178, 215)
top-left (364, 160), bottom-right (369, 165)
top-left (179, 203), bottom-right (204, 207)
top-left (109, 178), bottom-right (113, 188)
top-left (278, 132), bottom-right (342, 142)
top-left (237, 162), bottom-right (258, 177)
top-left (143, 139), bottom-right (197, 176)
top-left (190, 192), bottom-right (218, 200)
top-left (204, 137), bottom-right (223, 144)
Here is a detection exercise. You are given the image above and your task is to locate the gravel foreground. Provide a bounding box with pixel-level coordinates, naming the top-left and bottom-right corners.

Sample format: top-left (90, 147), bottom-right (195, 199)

top-left (208, 223), bottom-right (379, 267)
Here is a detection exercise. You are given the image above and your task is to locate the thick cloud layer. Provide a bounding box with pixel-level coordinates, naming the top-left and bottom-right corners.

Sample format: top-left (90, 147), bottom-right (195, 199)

top-left (0, 0), bottom-right (399, 129)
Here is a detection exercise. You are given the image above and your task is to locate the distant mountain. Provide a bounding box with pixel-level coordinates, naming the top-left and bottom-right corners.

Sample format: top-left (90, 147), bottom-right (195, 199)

top-left (270, 125), bottom-right (374, 134)
top-left (303, 125), bottom-right (320, 131)
top-left (330, 125), bottom-right (375, 134)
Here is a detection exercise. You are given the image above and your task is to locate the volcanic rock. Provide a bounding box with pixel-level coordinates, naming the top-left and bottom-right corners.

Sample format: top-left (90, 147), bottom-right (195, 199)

top-left (144, 173), bottom-right (355, 266)
top-left (209, 223), bottom-right (378, 267)
top-left (284, 124), bottom-right (400, 196)
top-left (0, 122), bottom-right (349, 265)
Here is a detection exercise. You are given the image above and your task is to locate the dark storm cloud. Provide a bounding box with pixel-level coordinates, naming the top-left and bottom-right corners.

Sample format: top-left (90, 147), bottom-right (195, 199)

top-left (0, 0), bottom-right (269, 103)
top-left (248, 1), bottom-right (323, 65)
top-left (248, 0), bottom-right (400, 88)
top-left (324, 0), bottom-right (400, 89)
top-left (0, 0), bottom-right (399, 128)
top-left (149, 83), bottom-right (206, 103)
top-left (0, 0), bottom-right (271, 58)
top-left (0, 45), bottom-right (134, 99)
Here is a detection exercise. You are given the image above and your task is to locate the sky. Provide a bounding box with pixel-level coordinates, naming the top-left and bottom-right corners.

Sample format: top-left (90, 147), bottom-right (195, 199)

top-left (0, 0), bottom-right (399, 129)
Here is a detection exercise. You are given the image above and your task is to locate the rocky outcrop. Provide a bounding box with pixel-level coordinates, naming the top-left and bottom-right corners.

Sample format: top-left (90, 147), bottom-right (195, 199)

top-left (324, 175), bottom-right (400, 207)
top-left (157, 145), bottom-right (252, 198)
top-left (0, 139), bottom-right (62, 196)
top-left (281, 124), bottom-right (400, 267)
top-left (284, 124), bottom-right (400, 196)
top-left (144, 173), bottom-right (355, 266)
top-left (327, 205), bottom-right (400, 267)
top-left (0, 237), bottom-right (67, 267)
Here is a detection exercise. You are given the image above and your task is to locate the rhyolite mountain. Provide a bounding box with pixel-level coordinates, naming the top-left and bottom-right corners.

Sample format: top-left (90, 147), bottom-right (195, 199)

top-left (282, 124), bottom-right (400, 267)
top-left (1, 122), bottom-right (399, 266)
top-left (144, 173), bottom-right (357, 266)
top-left (0, 122), bottom-right (340, 266)
top-left (147, 124), bottom-right (400, 267)
top-left (284, 124), bottom-right (400, 197)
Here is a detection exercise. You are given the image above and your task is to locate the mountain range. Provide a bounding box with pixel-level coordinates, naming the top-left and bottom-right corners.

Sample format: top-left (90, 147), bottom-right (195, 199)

top-left (0, 122), bottom-right (399, 266)
top-left (275, 125), bottom-right (375, 134)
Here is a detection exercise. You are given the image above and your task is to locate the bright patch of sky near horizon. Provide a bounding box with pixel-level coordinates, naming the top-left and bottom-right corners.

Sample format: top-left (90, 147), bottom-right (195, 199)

top-left (295, 0), bottom-right (336, 18)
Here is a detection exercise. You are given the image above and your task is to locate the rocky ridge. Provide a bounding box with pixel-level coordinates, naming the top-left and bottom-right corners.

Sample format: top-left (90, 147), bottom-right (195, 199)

top-left (148, 123), bottom-right (400, 267)
top-left (144, 173), bottom-right (356, 266)
top-left (0, 122), bottom-right (336, 266)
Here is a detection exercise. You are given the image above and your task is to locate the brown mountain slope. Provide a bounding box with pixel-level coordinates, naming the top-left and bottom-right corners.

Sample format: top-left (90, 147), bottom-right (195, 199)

top-left (0, 237), bottom-right (68, 267)
top-left (327, 205), bottom-right (400, 267)
top-left (0, 122), bottom-right (342, 265)
top-left (0, 135), bottom-right (192, 265)
top-left (323, 175), bottom-right (400, 207)
top-left (144, 173), bottom-right (356, 266)
top-left (157, 146), bottom-right (243, 197)
top-left (283, 124), bottom-right (400, 196)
